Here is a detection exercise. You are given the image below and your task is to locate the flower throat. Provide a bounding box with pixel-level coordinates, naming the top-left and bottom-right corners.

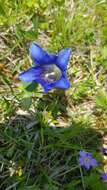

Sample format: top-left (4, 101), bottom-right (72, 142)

top-left (41, 64), bottom-right (62, 83)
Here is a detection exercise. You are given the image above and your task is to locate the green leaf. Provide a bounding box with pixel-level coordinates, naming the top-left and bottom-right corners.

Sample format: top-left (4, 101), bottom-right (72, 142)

top-left (25, 0), bottom-right (37, 8)
top-left (0, 3), bottom-right (6, 16)
top-left (45, 184), bottom-right (58, 190)
top-left (96, 90), bottom-right (107, 109)
top-left (21, 97), bottom-right (32, 110)
top-left (85, 173), bottom-right (107, 190)
top-left (101, 46), bottom-right (107, 59)
top-left (24, 30), bottom-right (38, 40)
top-left (7, 145), bottom-right (15, 158)
top-left (25, 82), bottom-right (38, 92)
top-left (17, 185), bottom-right (40, 190)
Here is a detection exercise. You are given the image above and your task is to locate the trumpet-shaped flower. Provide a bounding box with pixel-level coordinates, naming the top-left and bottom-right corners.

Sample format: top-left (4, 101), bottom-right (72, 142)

top-left (19, 43), bottom-right (71, 93)
top-left (79, 150), bottom-right (97, 170)
top-left (101, 173), bottom-right (107, 181)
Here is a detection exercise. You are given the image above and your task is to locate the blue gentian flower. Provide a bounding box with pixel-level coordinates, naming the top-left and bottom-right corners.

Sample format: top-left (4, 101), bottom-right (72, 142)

top-left (79, 150), bottom-right (98, 170)
top-left (19, 43), bottom-right (71, 93)
top-left (101, 173), bottom-right (107, 181)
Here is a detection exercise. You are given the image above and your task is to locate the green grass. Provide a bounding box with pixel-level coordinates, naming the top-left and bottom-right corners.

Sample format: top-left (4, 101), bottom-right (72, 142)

top-left (0, 0), bottom-right (107, 189)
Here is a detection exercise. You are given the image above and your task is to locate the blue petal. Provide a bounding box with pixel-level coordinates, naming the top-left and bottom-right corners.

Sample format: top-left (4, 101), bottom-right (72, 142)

top-left (101, 173), bottom-right (107, 180)
top-left (84, 162), bottom-right (91, 170)
top-left (56, 48), bottom-right (71, 71)
top-left (53, 76), bottom-right (70, 89)
top-left (19, 67), bottom-right (42, 82)
top-left (39, 81), bottom-right (53, 93)
top-left (29, 43), bottom-right (57, 65)
top-left (91, 159), bottom-right (97, 167)
top-left (79, 151), bottom-right (87, 157)
top-left (79, 157), bottom-right (84, 166)
top-left (79, 151), bottom-right (92, 158)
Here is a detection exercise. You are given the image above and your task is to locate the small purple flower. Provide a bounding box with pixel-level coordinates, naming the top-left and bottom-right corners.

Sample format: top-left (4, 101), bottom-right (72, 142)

top-left (19, 43), bottom-right (71, 93)
top-left (79, 150), bottom-right (97, 170)
top-left (101, 173), bottom-right (107, 181)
